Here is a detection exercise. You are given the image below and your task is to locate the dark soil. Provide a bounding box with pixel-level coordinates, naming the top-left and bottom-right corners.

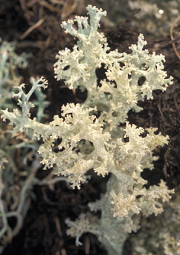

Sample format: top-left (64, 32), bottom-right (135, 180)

top-left (1, 1), bottom-right (180, 255)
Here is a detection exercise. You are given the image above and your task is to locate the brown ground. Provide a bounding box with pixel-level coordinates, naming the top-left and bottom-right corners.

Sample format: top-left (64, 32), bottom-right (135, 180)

top-left (1, 1), bottom-right (180, 254)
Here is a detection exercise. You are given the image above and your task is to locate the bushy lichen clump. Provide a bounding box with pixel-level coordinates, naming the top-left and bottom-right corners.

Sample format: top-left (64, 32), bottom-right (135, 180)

top-left (1, 5), bottom-right (174, 255)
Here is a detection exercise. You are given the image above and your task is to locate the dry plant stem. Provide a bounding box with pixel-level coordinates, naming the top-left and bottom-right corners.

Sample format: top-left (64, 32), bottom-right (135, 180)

top-left (20, 18), bottom-right (45, 40)
top-left (61, 0), bottom-right (77, 20)
top-left (19, 0), bottom-right (27, 12)
top-left (27, 0), bottom-right (42, 8)
top-left (170, 16), bottom-right (180, 60)
top-left (39, 1), bottom-right (62, 14)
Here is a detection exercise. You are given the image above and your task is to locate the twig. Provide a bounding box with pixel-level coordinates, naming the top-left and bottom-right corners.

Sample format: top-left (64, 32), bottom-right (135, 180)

top-left (170, 16), bottom-right (180, 60)
top-left (19, 0), bottom-right (27, 11)
top-left (20, 18), bottom-right (45, 40)
top-left (27, 0), bottom-right (41, 7)
top-left (40, 0), bottom-right (62, 14)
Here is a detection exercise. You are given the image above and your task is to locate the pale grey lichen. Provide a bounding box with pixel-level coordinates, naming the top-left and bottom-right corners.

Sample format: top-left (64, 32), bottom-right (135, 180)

top-left (1, 5), bottom-right (174, 255)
